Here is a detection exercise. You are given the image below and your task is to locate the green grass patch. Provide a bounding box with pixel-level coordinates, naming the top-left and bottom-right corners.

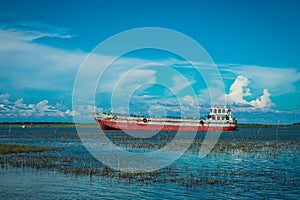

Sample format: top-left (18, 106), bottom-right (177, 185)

top-left (0, 144), bottom-right (58, 154)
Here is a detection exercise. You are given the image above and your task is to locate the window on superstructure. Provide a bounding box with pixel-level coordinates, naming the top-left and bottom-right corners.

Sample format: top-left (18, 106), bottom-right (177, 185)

top-left (214, 109), bottom-right (217, 113)
top-left (212, 116), bottom-right (215, 120)
top-left (217, 116), bottom-right (220, 120)
top-left (222, 109), bottom-right (225, 113)
top-left (218, 109), bottom-right (221, 113)
top-left (222, 116), bottom-right (225, 120)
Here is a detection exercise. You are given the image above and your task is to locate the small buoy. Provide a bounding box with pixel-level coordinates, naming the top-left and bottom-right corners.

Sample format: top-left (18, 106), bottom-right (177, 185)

top-left (21, 125), bottom-right (26, 129)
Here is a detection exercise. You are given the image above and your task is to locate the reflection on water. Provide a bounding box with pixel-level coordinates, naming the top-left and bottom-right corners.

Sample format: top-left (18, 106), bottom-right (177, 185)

top-left (0, 126), bottom-right (300, 199)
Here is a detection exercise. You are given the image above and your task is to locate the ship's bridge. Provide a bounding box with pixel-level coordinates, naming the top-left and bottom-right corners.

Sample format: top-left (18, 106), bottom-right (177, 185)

top-left (208, 107), bottom-right (234, 121)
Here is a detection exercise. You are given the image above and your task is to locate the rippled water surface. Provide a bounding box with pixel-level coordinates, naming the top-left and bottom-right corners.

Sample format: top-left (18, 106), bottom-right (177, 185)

top-left (0, 126), bottom-right (299, 199)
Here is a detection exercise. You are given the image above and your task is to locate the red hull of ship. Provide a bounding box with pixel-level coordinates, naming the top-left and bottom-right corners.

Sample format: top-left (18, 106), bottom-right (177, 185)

top-left (96, 119), bottom-right (237, 131)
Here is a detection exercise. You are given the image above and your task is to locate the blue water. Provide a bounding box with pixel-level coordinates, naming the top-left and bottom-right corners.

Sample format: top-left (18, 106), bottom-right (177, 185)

top-left (0, 126), bottom-right (300, 199)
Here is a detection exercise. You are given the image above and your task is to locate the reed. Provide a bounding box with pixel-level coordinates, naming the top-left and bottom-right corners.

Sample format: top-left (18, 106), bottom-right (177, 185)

top-left (1, 148), bottom-right (298, 192)
top-left (0, 144), bottom-right (57, 154)
top-left (1, 128), bottom-right (299, 193)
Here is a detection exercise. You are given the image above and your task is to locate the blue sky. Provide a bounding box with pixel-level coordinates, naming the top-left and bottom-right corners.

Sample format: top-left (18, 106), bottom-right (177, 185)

top-left (0, 0), bottom-right (300, 124)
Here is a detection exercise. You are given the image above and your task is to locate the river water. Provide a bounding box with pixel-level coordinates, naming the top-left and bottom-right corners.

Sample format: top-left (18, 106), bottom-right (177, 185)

top-left (0, 126), bottom-right (299, 199)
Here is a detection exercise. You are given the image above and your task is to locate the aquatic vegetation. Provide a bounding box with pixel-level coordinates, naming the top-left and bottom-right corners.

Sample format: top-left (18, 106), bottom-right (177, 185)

top-left (0, 144), bottom-right (57, 154)
top-left (0, 125), bottom-right (299, 197)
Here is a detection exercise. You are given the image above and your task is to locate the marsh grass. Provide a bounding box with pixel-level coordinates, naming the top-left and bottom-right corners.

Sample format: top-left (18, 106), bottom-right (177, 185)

top-left (1, 138), bottom-right (299, 191)
top-left (106, 134), bottom-right (300, 157)
top-left (0, 128), bottom-right (299, 193)
top-left (0, 144), bottom-right (58, 154)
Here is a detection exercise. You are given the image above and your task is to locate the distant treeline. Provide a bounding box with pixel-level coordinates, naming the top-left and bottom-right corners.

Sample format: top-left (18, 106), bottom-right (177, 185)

top-left (0, 122), bottom-right (77, 127)
top-left (0, 122), bottom-right (75, 125)
top-left (237, 123), bottom-right (299, 128)
top-left (0, 122), bottom-right (99, 127)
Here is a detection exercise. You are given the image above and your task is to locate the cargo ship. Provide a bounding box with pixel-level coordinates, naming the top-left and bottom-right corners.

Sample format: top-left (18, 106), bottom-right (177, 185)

top-left (94, 106), bottom-right (237, 131)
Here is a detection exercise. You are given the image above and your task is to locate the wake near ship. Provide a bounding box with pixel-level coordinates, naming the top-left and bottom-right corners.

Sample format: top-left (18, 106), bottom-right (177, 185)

top-left (94, 106), bottom-right (237, 131)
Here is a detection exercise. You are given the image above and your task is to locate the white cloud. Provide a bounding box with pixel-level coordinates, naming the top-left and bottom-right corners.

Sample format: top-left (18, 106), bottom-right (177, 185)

top-left (226, 76), bottom-right (274, 110)
top-left (0, 94), bottom-right (78, 120)
top-left (196, 75), bottom-right (275, 111)
top-left (72, 104), bottom-right (103, 122)
top-left (171, 75), bottom-right (194, 94)
top-left (0, 28), bottom-right (72, 42)
top-left (182, 95), bottom-right (196, 108)
top-left (220, 64), bottom-right (300, 96)
top-left (0, 19), bottom-right (73, 41)
top-left (96, 60), bottom-right (162, 94)
top-left (227, 76), bottom-right (251, 105)
top-left (65, 109), bottom-right (80, 117)
top-left (107, 68), bottom-right (158, 113)
top-left (113, 68), bottom-right (157, 93)
top-left (0, 93), bottom-right (10, 103)
top-left (0, 27), bottom-right (85, 91)
top-left (249, 89), bottom-right (274, 109)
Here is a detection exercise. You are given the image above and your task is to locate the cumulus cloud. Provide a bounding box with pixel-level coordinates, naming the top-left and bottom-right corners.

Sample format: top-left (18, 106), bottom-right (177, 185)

top-left (226, 76), bottom-right (274, 109)
top-left (65, 109), bottom-right (80, 117)
top-left (227, 76), bottom-right (251, 104)
top-left (220, 64), bottom-right (300, 96)
top-left (249, 89), bottom-right (274, 109)
top-left (0, 93), bottom-right (79, 121)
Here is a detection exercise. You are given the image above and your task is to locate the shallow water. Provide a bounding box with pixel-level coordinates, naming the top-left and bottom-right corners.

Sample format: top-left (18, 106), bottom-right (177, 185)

top-left (0, 126), bottom-right (300, 199)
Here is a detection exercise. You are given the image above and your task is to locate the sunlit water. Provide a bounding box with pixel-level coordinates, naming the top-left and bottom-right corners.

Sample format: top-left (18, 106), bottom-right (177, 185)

top-left (0, 126), bottom-right (300, 199)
